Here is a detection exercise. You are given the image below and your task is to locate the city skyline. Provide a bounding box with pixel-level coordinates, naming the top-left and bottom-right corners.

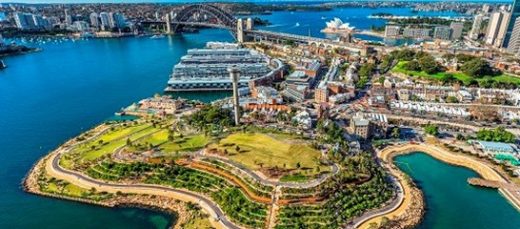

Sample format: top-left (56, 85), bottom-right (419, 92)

top-left (0, 0), bottom-right (515, 4)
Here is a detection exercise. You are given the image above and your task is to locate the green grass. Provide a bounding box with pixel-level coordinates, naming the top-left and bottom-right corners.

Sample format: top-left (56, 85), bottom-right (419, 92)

top-left (210, 133), bottom-right (327, 175)
top-left (160, 134), bottom-right (209, 153)
top-left (75, 123), bottom-right (162, 161)
top-left (392, 61), bottom-right (520, 86)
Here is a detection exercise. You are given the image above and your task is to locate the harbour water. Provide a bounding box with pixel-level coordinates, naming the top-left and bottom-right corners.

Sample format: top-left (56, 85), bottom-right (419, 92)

top-left (395, 153), bottom-right (520, 229)
top-left (0, 7), bottom-right (516, 229)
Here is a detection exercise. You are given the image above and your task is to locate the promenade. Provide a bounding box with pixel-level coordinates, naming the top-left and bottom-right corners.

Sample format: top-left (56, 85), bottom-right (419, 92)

top-left (41, 147), bottom-right (239, 229)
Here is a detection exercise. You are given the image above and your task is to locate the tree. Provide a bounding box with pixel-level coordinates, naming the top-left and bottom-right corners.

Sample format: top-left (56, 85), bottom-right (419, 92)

top-left (235, 145), bottom-right (240, 152)
top-left (418, 55), bottom-right (441, 74)
top-left (404, 60), bottom-right (421, 71)
top-left (296, 162), bottom-right (301, 169)
top-left (359, 63), bottom-right (376, 78)
top-left (424, 124), bottom-right (439, 136)
top-left (446, 96), bottom-right (459, 103)
top-left (378, 76), bottom-right (386, 85)
top-left (391, 127), bottom-right (400, 139)
top-left (460, 58), bottom-right (493, 78)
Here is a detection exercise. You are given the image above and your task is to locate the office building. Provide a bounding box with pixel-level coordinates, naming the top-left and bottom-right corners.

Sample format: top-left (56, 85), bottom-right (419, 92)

top-left (99, 12), bottom-right (110, 30)
top-left (89, 12), bottom-right (99, 28)
top-left (450, 22), bottom-right (464, 40)
top-left (503, 0), bottom-right (520, 48)
top-left (486, 11), bottom-right (511, 48)
top-left (507, 17), bottom-right (520, 55)
top-left (402, 27), bottom-right (430, 39)
top-left (64, 9), bottom-right (72, 25)
top-left (14, 13), bottom-right (50, 30)
top-left (384, 25), bottom-right (401, 38)
top-left (470, 14), bottom-right (485, 40)
top-left (433, 26), bottom-right (451, 40)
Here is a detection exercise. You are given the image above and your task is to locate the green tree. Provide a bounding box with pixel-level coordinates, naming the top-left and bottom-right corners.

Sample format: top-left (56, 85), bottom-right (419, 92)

top-left (404, 60), bottom-right (421, 71)
top-left (424, 124), bottom-right (439, 136)
top-left (460, 58), bottom-right (493, 78)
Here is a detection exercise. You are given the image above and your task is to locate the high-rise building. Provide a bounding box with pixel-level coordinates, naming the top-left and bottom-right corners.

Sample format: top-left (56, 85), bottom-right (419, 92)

top-left (236, 18), bottom-right (244, 43)
top-left (112, 13), bottom-right (126, 29)
top-left (450, 22), bottom-right (464, 40)
top-left (384, 25), bottom-right (401, 38)
top-left (486, 11), bottom-right (511, 48)
top-left (64, 9), bottom-right (72, 25)
top-left (470, 14), bottom-right (485, 40)
top-left (482, 4), bottom-right (491, 13)
top-left (433, 26), bottom-right (451, 40)
top-left (507, 17), bottom-right (520, 55)
top-left (165, 13), bottom-right (172, 34)
top-left (99, 12), bottom-right (110, 31)
top-left (503, 0), bottom-right (520, 48)
top-left (402, 27), bottom-right (430, 39)
top-left (14, 13), bottom-right (37, 30)
top-left (89, 12), bottom-right (99, 28)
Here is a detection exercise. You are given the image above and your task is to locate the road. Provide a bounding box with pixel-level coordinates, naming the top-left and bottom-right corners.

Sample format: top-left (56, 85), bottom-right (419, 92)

top-left (47, 149), bottom-right (240, 229)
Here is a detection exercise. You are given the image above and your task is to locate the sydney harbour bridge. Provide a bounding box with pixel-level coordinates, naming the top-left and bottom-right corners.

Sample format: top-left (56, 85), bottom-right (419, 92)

top-left (141, 4), bottom-right (376, 54)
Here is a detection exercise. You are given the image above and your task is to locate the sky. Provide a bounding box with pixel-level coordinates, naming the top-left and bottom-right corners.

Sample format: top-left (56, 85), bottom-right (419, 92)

top-left (0, 0), bottom-right (513, 4)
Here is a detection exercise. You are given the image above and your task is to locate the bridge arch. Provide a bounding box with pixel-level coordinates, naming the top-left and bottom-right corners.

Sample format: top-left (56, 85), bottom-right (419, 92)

top-left (172, 4), bottom-right (237, 33)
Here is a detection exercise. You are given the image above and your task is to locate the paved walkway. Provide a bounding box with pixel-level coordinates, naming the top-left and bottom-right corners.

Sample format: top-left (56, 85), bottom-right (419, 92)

top-left (46, 149), bottom-right (240, 229)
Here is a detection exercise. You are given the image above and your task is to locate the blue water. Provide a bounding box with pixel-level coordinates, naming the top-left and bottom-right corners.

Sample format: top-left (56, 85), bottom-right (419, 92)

top-left (396, 153), bottom-right (520, 229)
top-left (254, 7), bottom-right (461, 44)
top-left (0, 6), bottom-right (514, 229)
top-left (0, 29), bottom-right (233, 229)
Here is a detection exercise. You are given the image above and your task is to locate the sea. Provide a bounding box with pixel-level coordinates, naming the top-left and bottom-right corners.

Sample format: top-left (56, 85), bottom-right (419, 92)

top-left (0, 6), bottom-right (518, 229)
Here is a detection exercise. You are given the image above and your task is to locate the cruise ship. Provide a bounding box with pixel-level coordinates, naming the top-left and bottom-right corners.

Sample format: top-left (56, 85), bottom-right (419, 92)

top-left (165, 42), bottom-right (277, 92)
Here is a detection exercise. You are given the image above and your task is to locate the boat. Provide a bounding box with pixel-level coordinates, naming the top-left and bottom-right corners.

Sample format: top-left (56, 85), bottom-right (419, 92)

top-left (0, 60), bottom-right (7, 69)
top-left (295, 22), bottom-right (300, 27)
top-left (150, 34), bottom-right (165, 39)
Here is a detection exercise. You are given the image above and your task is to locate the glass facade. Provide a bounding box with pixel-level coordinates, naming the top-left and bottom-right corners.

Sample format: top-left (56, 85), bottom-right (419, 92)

top-left (504, 0), bottom-right (520, 47)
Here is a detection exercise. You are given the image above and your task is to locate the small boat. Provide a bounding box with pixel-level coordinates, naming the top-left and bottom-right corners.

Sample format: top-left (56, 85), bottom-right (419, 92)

top-left (0, 60), bottom-right (7, 69)
top-left (295, 22), bottom-right (300, 27)
top-left (150, 34), bottom-right (165, 39)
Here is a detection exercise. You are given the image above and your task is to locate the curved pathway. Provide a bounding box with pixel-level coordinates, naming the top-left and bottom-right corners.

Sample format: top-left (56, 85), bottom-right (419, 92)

top-left (46, 149), bottom-right (240, 229)
top-left (199, 151), bottom-right (340, 189)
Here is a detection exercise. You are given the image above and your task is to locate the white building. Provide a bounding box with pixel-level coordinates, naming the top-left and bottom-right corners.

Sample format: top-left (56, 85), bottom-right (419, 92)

top-left (450, 22), bottom-right (464, 40)
top-left (470, 14), bottom-right (485, 40)
top-left (486, 11), bottom-right (511, 48)
top-left (384, 25), bottom-right (401, 38)
top-left (507, 17), bottom-right (520, 56)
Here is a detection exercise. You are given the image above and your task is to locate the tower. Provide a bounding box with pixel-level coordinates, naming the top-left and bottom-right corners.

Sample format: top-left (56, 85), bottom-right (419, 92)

top-left (228, 67), bottom-right (241, 126)
top-left (246, 17), bottom-right (253, 30)
top-left (236, 18), bottom-right (244, 43)
top-left (165, 13), bottom-right (172, 34)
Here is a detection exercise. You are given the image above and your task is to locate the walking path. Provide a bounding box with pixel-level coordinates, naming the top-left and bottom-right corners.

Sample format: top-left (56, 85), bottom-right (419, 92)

top-left (45, 148), bottom-right (240, 229)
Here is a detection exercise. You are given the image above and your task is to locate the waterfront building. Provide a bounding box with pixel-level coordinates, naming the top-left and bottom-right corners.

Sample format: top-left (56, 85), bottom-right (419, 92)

top-left (402, 27), bottom-right (431, 39)
top-left (166, 43), bottom-right (273, 92)
top-left (450, 22), bottom-right (464, 40)
top-left (89, 12), bottom-right (99, 28)
top-left (470, 14), bottom-right (485, 40)
top-left (99, 12), bottom-right (111, 30)
top-left (112, 13), bottom-right (127, 29)
top-left (433, 26), bottom-right (452, 40)
top-left (384, 25), bottom-right (401, 38)
top-left (485, 11), bottom-right (511, 48)
top-left (475, 141), bottom-right (516, 155)
top-left (14, 13), bottom-right (36, 30)
top-left (64, 9), bottom-right (72, 25)
top-left (72, 21), bottom-right (90, 32)
top-left (503, 0), bottom-right (520, 48)
top-left (507, 17), bottom-right (520, 55)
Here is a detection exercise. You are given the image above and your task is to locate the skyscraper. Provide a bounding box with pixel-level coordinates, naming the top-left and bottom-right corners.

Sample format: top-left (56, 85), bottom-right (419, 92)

top-left (89, 12), bottom-right (99, 28)
top-left (507, 17), bottom-right (520, 55)
top-left (470, 14), bottom-right (484, 40)
top-left (486, 11), bottom-right (511, 48)
top-left (99, 12), bottom-right (110, 31)
top-left (503, 0), bottom-right (520, 48)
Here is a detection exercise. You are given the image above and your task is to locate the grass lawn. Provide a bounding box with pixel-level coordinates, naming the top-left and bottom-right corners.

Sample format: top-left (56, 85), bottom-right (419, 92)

top-left (160, 134), bottom-right (209, 153)
top-left (183, 214), bottom-right (213, 229)
top-left (392, 61), bottom-right (520, 86)
top-left (76, 124), bottom-right (162, 161)
top-left (210, 133), bottom-right (327, 175)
